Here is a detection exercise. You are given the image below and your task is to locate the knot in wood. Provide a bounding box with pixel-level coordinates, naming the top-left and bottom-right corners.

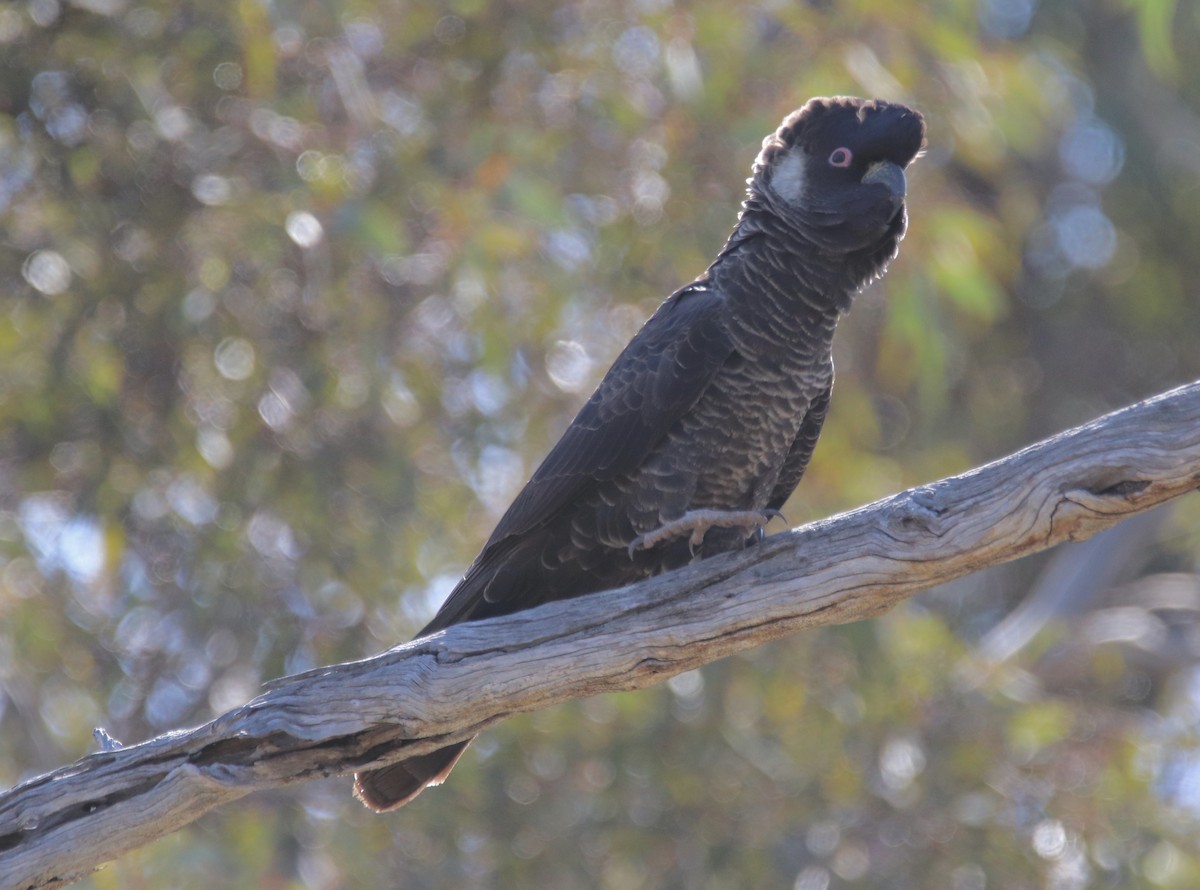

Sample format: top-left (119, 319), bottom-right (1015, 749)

top-left (882, 487), bottom-right (950, 540)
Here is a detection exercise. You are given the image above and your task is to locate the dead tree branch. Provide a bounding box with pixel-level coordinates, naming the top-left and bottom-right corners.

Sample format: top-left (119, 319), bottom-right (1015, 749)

top-left (3, 381), bottom-right (1200, 889)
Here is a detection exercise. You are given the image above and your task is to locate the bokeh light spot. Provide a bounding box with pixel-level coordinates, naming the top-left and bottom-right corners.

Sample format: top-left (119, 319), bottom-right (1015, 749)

top-left (22, 249), bottom-right (72, 295)
top-left (214, 337), bottom-right (256, 381)
top-left (286, 211), bottom-right (324, 248)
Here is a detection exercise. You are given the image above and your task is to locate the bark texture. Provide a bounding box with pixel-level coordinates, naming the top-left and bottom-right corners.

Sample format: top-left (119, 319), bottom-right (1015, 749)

top-left (2, 380), bottom-right (1199, 890)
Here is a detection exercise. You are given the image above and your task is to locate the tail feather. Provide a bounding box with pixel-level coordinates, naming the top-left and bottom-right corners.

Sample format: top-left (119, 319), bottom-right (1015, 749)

top-left (353, 738), bottom-right (473, 812)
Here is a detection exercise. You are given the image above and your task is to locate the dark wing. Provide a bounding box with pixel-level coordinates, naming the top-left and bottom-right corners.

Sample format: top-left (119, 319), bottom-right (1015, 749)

top-left (766, 377), bottom-right (832, 512)
top-left (423, 282), bottom-right (736, 631)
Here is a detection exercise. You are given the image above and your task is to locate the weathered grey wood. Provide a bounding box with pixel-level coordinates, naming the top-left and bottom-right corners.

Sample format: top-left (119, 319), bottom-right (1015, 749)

top-left (2, 381), bottom-right (1199, 890)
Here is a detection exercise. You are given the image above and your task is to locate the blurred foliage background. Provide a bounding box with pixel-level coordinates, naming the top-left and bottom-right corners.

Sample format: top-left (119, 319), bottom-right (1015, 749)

top-left (2, 0), bottom-right (1199, 887)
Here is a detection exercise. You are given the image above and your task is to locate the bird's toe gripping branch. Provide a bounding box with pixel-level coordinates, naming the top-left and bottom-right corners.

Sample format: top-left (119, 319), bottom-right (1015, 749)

top-left (627, 508), bottom-right (786, 557)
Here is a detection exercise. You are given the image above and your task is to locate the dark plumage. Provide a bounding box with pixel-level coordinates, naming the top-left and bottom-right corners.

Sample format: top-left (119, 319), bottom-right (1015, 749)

top-left (355, 96), bottom-right (926, 811)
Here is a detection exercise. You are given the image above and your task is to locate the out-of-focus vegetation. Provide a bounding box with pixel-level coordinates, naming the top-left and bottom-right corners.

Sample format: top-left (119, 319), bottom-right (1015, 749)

top-left (2, 0), bottom-right (1199, 886)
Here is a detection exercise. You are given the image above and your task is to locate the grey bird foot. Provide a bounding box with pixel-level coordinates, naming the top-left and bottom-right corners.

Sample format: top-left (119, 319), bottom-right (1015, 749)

top-left (627, 508), bottom-right (786, 557)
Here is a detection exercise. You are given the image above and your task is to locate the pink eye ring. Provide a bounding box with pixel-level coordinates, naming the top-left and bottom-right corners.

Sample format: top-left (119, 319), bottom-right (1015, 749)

top-left (828, 147), bottom-right (853, 167)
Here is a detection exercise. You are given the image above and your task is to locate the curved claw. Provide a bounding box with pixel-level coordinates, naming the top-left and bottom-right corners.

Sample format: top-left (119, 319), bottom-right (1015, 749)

top-left (750, 509), bottom-right (787, 544)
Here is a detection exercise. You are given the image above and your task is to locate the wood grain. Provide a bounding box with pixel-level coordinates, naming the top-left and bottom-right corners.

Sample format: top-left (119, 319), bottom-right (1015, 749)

top-left (3, 380), bottom-right (1199, 889)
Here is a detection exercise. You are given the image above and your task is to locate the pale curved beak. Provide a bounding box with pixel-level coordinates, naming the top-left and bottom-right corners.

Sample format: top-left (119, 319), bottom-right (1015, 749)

top-left (862, 161), bottom-right (907, 200)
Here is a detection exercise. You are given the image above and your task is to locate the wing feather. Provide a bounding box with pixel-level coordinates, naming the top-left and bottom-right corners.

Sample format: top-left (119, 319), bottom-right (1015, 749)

top-left (423, 283), bottom-right (735, 631)
top-left (485, 282), bottom-right (734, 544)
top-left (766, 378), bottom-right (832, 512)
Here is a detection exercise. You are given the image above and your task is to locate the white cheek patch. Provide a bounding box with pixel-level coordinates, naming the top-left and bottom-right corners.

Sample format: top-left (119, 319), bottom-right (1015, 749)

top-left (770, 149), bottom-right (807, 204)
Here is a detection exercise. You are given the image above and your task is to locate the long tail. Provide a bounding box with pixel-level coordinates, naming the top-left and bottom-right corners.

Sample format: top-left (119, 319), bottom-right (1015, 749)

top-left (352, 738), bottom-right (473, 812)
top-left (350, 533), bottom-right (562, 810)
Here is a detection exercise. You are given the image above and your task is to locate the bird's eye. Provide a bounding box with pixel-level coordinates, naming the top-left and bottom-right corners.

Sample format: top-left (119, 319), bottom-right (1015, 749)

top-left (828, 147), bottom-right (853, 168)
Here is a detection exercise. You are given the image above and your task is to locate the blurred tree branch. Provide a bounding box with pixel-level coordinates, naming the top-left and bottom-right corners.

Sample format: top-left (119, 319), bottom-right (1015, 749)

top-left (2, 381), bottom-right (1199, 890)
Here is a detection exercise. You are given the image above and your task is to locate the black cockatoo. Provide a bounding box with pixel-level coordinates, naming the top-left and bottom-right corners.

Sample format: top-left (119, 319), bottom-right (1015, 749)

top-left (355, 96), bottom-right (925, 810)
